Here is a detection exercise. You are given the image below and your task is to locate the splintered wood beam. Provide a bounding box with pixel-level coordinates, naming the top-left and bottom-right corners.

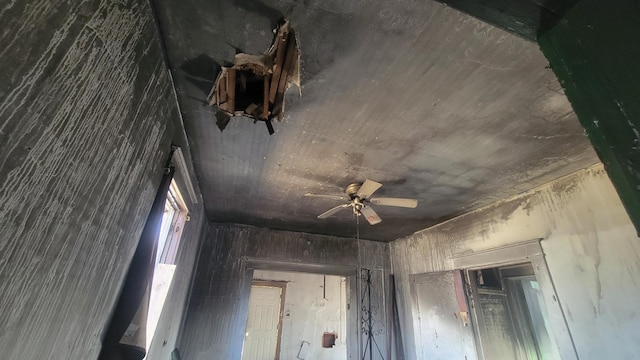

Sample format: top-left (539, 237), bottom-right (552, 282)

top-left (278, 101), bottom-right (285, 121)
top-left (208, 20), bottom-right (298, 134)
top-left (226, 69), bottom-right (236, 113)
top-left (269, 31), bottom-right (288, 104)
top-left (208, 81), bottom-right (218, 106)
top-left (212, 71), bottom-right (227, 106)
top-left (218, 72), bottom-right (227, 107)
top-left (272, 32), bottom-right (297, 120)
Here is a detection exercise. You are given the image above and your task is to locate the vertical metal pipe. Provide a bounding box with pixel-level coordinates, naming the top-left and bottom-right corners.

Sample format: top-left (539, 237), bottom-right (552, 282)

top-left (367, 270), bottom-right (373, 360)
top-left (323, 275), bottom-right (327, 300)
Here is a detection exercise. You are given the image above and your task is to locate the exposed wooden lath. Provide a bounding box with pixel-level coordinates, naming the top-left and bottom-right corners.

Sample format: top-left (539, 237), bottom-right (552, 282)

top-left (209, 20), bottom-right (300, 135)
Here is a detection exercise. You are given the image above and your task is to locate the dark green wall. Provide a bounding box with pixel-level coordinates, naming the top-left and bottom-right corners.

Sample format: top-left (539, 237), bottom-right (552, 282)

top-left (538, 0), bottom-right (640, 235)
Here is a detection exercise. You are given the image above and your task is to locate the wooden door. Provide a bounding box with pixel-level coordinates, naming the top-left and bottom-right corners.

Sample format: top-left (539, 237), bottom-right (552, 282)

top-left (242, 285), bottom-right (283, 360)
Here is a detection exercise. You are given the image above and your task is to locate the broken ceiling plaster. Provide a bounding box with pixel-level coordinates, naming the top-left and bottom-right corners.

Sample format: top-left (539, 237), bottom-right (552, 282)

top-left (209, 20), bottom-right (301, 135)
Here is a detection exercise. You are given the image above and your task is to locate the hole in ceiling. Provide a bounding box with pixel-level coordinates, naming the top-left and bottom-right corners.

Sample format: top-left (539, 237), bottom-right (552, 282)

top-left (209, 20), bottom-right (301, 135)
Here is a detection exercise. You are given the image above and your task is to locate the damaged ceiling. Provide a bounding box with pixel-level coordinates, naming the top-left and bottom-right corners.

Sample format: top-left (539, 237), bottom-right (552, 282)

top-left (151, 0), bottom-right (598, 241)
top-left (210, 20), bottom-right (301, 134)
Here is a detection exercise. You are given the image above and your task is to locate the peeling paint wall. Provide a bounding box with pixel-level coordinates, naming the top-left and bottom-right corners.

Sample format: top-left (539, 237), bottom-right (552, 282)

top-left (0, 1), bottom-right (205, 359)
top-left (253, 270), bottom-right (347, 360)
top-left (178, 223), bottom-right (391, 360)
top-left (390, 164), bottom-right (640, 360)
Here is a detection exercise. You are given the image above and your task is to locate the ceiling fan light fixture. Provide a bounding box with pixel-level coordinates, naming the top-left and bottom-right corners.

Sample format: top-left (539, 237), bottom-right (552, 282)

top-left (308, 179), bottom-right (418, 225)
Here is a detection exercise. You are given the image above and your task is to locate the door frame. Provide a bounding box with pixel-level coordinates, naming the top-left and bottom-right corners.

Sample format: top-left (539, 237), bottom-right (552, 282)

top-left (246, 280), bottom-right (287, 360)
top-left (453, 239), bottom-right (578, 360)
top-left (240, 258), bottom-right (359, 360)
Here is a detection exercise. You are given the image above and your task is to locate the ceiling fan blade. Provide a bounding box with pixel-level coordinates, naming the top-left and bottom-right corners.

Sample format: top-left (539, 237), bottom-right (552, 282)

top-left (370, 197), bottom-right (418, 208)
top-left (357, 179), bottom-right (382, 199)
top-left (304, 193), bottom-right (348, 201)
top-left (318, 204), bottom-right (350, 219)
top-left (360, 205), bottom-right (382, 225)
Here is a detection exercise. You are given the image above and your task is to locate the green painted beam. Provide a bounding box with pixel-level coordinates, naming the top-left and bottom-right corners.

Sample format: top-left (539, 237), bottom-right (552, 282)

top-left (538, 0), bottom-right (640, 235)
top-left (434, 0), bottom-right (580, 41)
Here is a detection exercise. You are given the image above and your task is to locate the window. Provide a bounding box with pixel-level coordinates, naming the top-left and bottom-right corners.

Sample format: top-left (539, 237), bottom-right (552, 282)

top-left (467, 263), bottom-right (561, 360)
top-left (156, 180), bottom-right (189, 265)
top-left (146, 179), bottom-right (189, 352)
top-left (452, 241), bottom-right (575, 360)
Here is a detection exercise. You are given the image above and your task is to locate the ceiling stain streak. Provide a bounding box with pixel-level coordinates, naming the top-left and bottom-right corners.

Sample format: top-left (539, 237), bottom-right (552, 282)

top-left (151, 0), bottom-right (598, 241)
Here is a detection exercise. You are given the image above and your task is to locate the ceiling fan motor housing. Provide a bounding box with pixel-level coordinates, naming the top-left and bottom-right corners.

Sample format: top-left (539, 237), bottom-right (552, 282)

top-left (345, 182), bottom-right (363, 198)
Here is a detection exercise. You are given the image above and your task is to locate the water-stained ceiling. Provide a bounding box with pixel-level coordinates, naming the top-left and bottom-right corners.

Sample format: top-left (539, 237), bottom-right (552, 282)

top-left (151, 0), bottom-right (597, 241)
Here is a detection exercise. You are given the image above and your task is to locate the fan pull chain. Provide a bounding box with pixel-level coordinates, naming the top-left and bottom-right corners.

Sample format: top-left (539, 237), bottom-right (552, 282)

top-left (356, 212), bottom-right (360, 242)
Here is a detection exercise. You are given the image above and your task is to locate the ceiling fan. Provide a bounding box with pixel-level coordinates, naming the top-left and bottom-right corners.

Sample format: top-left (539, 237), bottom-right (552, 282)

top-left (305, 179), bottom-right (418, 225)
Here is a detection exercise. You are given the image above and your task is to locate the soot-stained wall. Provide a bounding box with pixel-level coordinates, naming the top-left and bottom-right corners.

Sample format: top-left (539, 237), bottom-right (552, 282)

top-left (0, 1), bottom-right (204, 359)
top-left (390, 164), bottom-right (640, 360)
top-left (253, 270), bottom-right (347, 360)
top-left (178, 223), bottom-right (392, 360)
